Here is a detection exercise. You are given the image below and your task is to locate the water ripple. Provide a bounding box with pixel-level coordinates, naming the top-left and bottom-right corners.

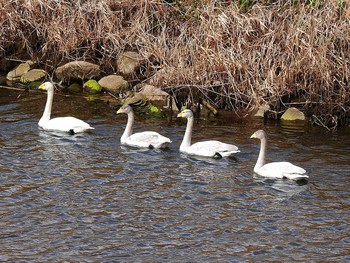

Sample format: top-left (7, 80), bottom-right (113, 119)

top-left (0, 88), bottom-right (349, 261)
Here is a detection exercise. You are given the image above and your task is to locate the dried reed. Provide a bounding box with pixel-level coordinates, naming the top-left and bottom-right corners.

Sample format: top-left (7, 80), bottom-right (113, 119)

top-left (1, 0), bottom-right (349, 127)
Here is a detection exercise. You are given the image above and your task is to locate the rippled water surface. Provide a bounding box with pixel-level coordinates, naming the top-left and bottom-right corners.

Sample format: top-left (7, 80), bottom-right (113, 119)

top-left (1, 87), bottom-right (350, 262)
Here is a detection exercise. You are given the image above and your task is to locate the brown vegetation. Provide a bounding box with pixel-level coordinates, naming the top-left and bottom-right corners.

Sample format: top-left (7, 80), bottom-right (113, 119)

top-left (1, 0), bottom-right (349, 128)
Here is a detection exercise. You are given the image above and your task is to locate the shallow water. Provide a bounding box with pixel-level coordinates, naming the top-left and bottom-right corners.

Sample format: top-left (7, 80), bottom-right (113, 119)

top-left (1, 87), bottom-right (349, 262)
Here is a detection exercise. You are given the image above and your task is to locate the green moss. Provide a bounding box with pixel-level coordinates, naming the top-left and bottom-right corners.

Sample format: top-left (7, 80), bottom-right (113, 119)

top-left (337, 0), bottom-right (347, 10)
top-left (238, 0), bottom-right (255, 12)
top-left (149, 105), bottom-right (160, 113)
top-left (180, 105), bottom-right (188, 111)
top-left (83, 79), bottom-right (102, 94)
top-left (307, 0), bottom-right (323, 8)
top-left (27, 81), bottom-right (42, 90)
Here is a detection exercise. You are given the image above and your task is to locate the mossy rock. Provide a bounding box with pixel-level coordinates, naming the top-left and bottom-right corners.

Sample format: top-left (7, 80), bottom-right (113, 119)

top-left (68, 83), bottom-right (83, 93)
top-left (20, 69), bottom-right (47, 83)
top-left (147, 104), bottom-right (165, 118)
top-left (130, 103), bottom-right (163, 118)
top-left (149, 105), bottom-right (160, 113)
top-left (281, 107), bottom-right (305, 121)
top-left (27, 81), bottom-right (42, 90)
top-left (83, 80), bottom-right (102, 94)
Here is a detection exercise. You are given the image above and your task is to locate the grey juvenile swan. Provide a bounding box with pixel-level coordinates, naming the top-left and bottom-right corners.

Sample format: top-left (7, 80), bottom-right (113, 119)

top-left (177, 109), bottom-right (239, 158)
top-left (117, 104), bottom-right (172, 149)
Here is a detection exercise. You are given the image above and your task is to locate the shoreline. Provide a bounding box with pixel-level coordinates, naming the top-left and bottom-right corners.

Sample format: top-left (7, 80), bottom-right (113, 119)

top-left (1, 1), bottom-right (349, 128)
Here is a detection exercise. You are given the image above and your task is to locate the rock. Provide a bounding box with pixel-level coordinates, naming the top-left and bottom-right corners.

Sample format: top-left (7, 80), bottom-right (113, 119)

top-left (124, 92), bottom-right (148, 106)
top-left (281, 107), bottom-right (305, 121)
top-left (6, 62), bottom-right (31, 80)
top-left (253, 104), bottom-right (271, 117)
top-left (83, 80), bottom-right (102, 94)
top-left (123, 84), bottom-right (177, 111)
top-left (116, 51), bottom-right (142, 75)
top-left (140, 84), bottom-right (169, 101)
top-left (98, 75), bottom-right (129, 94)
top-left (139, 84), bottom-right (177, 110)
top-left (55, 61), bottom-right (100, 81)
top-left (20, 69), bottom-right (47, 83)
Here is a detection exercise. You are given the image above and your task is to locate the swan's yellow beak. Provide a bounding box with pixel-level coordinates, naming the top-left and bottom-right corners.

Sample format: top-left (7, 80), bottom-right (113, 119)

top-left (250, 133), bottom-right (257, 139)
top-left (117, 108), bottom-right (122, 114)
top-left (38, 83), bottom-right (45, 90)
top-left (177, 112), bottom-right (183, 117)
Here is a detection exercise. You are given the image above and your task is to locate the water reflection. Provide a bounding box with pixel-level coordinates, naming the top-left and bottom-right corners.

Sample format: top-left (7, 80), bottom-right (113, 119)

top-left (280, 119), bottom-right (307, 135)
top-left (0, 87), bottom-right (349, 262)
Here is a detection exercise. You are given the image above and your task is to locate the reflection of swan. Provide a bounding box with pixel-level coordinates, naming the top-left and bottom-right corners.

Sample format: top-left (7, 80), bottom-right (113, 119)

top-left (38, 82), bottom-right (94, 134)
top-left (250, 130), bottom-right (308, 181)
top-left (117, 104), bottom-right (172, 149)
top-left (177, 109), bottom-right (239, 158)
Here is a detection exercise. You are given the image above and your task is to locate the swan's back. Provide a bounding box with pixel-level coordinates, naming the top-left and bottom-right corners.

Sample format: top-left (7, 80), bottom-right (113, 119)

top-left (177, 109), bottom-right (239, 158)
top-left (183, 140), bottom-right (240, 157)
top-left (256, 162), bottom-right (308, 180)
top-left (40, 116), bottom-right (94, 133)
top-left (125, 131), bottom-right (172, 149)
top-left (38, 81), bottom-right (94, 134)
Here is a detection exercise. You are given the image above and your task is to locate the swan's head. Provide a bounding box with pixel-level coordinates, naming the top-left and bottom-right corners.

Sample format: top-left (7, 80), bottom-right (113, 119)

top-left (177, 109), bottom-right (193, 119)
top-left (38, 82), bottom-right (54, 91)
top-left (117, 104), bottom-right (133, 114)
top-left (250, 129), bottom-right (266, 140)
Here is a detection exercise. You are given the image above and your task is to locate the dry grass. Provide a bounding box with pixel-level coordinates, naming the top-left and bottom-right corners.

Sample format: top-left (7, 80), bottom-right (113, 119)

top-left (1, 0), bottom-right (349, 128)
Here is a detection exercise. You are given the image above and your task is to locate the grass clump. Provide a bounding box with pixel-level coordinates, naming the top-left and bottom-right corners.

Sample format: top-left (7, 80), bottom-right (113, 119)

top-left (0, 0), bottom-right (349, 128)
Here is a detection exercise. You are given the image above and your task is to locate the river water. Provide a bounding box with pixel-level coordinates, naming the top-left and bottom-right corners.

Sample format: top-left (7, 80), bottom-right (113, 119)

top-left (1, 87), bottom-right (349, 262)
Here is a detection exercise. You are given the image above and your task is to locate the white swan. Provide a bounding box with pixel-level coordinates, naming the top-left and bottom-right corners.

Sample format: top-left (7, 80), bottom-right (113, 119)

top-left (117, 104), bottom-right (172, 149)
top-left (38, 82), bottom-right (94, 134)
top-left (177, 109), bottom-right (239, 158)
top-left (250, 130), bottom-right (308, 181)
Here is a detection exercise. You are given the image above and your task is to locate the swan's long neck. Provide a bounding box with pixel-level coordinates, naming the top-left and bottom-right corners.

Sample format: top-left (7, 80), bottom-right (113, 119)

top-left (121, 111), bottom-right (134, 142)
top-left (255, 137), bottom-right (267, 171)
top-left (180, 116), bottom-right (193, 150)
top-left (39, 88), bottom-right (53, 126)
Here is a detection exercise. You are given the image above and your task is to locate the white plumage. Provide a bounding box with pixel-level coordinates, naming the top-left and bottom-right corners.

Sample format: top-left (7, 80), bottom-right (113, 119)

top-left (117, 104), bottom-right (171, 149)
top-left (250, 130), bottom-right (308, 181)
top-left (38, 82), bottom-right (94, 134)
top-left (177, 109), bottom-right (239, 158)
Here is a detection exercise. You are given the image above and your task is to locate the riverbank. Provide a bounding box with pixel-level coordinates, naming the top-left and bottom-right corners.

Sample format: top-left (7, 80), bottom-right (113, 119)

top-left (1, 1), bottom-right (349, 128)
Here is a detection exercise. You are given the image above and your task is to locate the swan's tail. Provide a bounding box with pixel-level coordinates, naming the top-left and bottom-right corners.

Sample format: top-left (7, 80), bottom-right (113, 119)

top-left (71, 126), bottom-right (94, 133)
top-left (219, 149), bottom-right (240, 158)
top-left (152, 141), bottom-right (172, 149)
top-left (284, 173), bottom-right (309, 181)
